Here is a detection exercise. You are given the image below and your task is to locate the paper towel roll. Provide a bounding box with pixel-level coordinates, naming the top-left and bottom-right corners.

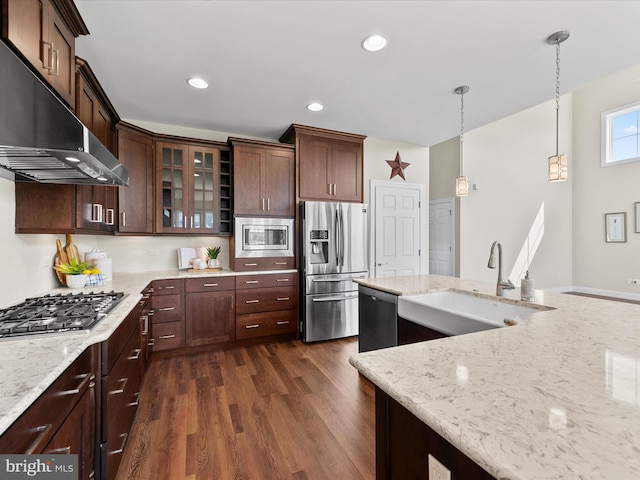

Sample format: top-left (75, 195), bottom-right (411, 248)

top-left (94, 258), bottom-right (112, 282)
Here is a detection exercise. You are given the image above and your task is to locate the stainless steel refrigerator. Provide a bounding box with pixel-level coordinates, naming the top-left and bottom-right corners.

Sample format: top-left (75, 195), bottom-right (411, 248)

top-left (300, 201), bottom-right (369, 342)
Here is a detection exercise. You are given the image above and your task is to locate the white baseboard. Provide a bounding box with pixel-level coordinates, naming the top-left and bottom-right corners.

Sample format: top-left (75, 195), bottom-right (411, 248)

top-left (547, 285), bottom-right (640, 302)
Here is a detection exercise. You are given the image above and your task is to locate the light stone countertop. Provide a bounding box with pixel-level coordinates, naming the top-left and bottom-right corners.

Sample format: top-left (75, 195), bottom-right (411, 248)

top-left (0, 268), bottom-right (296, 437)
top-left (350, 274), bottom-right (640, 480)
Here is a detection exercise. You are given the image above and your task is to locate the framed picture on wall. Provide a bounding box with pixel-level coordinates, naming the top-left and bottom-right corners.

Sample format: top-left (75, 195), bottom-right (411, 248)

top-left (635, 203), bottom-right (640, 233)
top-left (605, 212), bottom-right (626, 243)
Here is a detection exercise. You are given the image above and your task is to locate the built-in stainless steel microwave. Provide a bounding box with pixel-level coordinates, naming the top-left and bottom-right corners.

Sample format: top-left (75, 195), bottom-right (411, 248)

top-left (234, 217), bottom-right (294, 258)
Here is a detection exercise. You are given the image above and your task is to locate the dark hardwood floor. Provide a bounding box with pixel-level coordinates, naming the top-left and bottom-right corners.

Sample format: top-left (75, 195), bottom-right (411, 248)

top-left (116, 337), bottom-right (375, 480)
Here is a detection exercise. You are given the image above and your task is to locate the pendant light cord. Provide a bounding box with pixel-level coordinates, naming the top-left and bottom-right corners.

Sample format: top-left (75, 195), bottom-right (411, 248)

top-left (460, 89), bottom-right (465, 176)
top-left (555, 40), bottom-right (561, 157)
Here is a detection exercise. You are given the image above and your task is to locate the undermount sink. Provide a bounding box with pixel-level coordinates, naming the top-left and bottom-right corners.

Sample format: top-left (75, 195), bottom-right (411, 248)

top-left (397, 290), bottom-right (551, 336)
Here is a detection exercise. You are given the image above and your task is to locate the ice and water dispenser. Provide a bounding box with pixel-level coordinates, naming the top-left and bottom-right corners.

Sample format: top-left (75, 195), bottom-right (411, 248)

top-left (309, 230), bottom-right (329, 264)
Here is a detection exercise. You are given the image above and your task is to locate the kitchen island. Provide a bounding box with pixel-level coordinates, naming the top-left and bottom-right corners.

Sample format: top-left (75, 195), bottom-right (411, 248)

top-left (350, 274), bottom-right (640, 479)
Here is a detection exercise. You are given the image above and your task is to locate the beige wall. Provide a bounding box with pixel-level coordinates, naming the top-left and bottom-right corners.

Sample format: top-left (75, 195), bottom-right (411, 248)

top-left (457, 96), bottom-right (574, 289)
top-left (572, 65), bottom-right (640, 294)
top-left (429, 137), bottom-right (460, 275)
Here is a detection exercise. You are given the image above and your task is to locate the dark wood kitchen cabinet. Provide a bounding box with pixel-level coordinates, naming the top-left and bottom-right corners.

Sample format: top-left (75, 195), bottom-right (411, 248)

top-left (149, 278), bottom-right (185, 351)
top-left (398, 316), bottom-right (448, 345)
top-left (75, 56), bottom-right (119, 233)
top-left (14, 55), bottom-right (120, 234)
top-left (100, 301), bottom-right (143, 480)
top-left (185, 276), bottom-right (235, 346)
top-left (280, 124), bottom-right (365, 203)
top-left (0, 344), bottom-right (98, 479)
top-left (230, 138), bottom-right (295, 217)
top-left (235, 273), bottom-right (298, 340)
top-left (116, 123), bottom-right (154, 234)
top-left (155, 140), bottom-right (231, 235)
top-left (1, 0), bottom-right (89, 108)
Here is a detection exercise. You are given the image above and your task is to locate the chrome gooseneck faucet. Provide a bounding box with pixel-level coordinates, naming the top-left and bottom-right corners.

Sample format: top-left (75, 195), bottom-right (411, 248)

top-left (487, 241), bottom-right (515, 297)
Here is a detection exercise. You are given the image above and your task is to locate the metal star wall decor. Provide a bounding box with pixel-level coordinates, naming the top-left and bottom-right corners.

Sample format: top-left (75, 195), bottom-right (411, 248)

top-left (386, 151), bottom-right (410, 180)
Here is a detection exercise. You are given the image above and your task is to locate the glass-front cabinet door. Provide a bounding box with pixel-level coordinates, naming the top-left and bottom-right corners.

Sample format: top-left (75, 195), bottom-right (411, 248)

top-left (191, 146), bottom-right (219, 232)
top-left (156, 142), bottom-right (187, 233)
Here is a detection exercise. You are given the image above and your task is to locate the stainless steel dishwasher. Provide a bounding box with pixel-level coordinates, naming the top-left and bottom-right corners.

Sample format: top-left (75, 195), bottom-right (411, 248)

top-left (358, 285), bottom-right (398, 352)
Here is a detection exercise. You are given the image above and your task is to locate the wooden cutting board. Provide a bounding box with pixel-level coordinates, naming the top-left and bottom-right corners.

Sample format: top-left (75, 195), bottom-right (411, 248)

top-left (54, 239), bottom-right (67, 285)
top-left (64, 234), bottom-right (80, 262)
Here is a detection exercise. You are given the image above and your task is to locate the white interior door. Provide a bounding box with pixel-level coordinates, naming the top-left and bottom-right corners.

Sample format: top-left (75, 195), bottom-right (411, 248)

top-left (371, 181), bottom-right (424, 277)
top-left (429, 198), bottom-right (454, 276)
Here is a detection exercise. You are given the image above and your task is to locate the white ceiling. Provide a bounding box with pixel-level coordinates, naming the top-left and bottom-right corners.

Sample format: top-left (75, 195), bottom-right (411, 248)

top-left (74, 1), bottom-right (640, 147)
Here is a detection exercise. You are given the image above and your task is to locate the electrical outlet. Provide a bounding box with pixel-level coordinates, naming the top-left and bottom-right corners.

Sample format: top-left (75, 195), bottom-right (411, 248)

top-left (428, 454), bottom-right (451, 480)
top-left (147, 248), bottom-right (160, 256)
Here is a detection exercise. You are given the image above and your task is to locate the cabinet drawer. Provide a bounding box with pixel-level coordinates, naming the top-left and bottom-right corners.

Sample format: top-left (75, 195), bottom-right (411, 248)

top-left (151, 321), bottom-right (184, 351)
top-left (152, 293), bottom-right (183, 323)
top-left (235, 272), bottom-right (297, 290)
top-left (102, 300), bottom-right (142, 374)
top-left (233, 256), bottom-right (295, 272)
top-left (185, 276), bottom-right (235, 293)
top-left (236, 310), bottom-right (298, 339)
top-left (236, 286), bottom-right (297, 315)
top-left (0, 345), bottom-right (97, 454)
top-left (153, 279), bottom-right (184, 295)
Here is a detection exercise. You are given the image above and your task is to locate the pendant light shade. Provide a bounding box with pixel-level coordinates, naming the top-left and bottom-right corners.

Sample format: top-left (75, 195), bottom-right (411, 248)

top-left (455, 85), bottom-right (470, 197)
top-left (547, 31), bottom-right (569, 182)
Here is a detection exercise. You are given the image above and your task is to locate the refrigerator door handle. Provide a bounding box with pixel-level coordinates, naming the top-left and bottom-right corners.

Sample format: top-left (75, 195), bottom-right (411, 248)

top-left (335, 208), bottom-right (340, 266)
top-left (312, 276), bottom-right (365, 283)
top-left (312, 296), bottom-right (354, 302)
top-left (340, 207), bottom-right (345, 267)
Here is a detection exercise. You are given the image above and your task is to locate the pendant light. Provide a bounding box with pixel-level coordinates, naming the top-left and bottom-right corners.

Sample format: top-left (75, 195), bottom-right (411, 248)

top-left (546, 30), bottom-right (570, 182)
top-left (455, 85), bottom-right (470, 196)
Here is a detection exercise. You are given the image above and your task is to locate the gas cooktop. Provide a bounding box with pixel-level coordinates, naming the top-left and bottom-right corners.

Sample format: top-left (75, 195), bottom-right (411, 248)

top-left (0, 291), bottom-right (125, 339)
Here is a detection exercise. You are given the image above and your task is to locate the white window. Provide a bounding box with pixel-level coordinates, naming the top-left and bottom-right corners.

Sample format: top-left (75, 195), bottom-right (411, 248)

top-left (602, 101), bottom-right (640, 167)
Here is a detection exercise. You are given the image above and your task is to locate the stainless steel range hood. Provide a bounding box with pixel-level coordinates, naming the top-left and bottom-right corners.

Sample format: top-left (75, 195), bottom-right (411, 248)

top-left (0, 40), bottom-right (128, 186)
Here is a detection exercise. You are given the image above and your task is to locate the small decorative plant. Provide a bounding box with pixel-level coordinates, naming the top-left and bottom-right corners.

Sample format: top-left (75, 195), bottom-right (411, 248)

top-left (54, 257), bottom-right (95, 275)
top-left (206, 246), bottom-right (221, 259)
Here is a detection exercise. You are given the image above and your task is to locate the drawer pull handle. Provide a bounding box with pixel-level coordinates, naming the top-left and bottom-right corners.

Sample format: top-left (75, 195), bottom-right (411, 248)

top-left (128, 391), bottom-right (140, 407)
top-left (203, 283), bottom-right (219, 287)
top-left (245, 280), bottom-right (259, 284)
top-left (245, 300), bottom-right (260, 304)
top-left (111, 377), bottom-right (128, 395)
top-left (128, 348), bottom-right (141, 361)
top-left (159, 334), bottom-right (175, 339)
top-left (277, 297), bottom-right (290, 301)
top-left (148, 339), bottom-right (155, 346)
top-left (276, 279), bottom-right (290, 282)
top-left (277, 321), bottom-right (290, 326)
top-left (159, 285), bottom-right (175, 289)
top-left (245, 324), bottom-right (260, 329)
top-left (244, 263), bottom-right (258, 266)
top-left (48, 446), bottom-right (71, 455)
top-left (25, 424), bottom-right (52, 454)
top-left (111, 432), bottom-right (129, 455)
top-left (60, 373), bottom-right (92, 396)
top-left (158, 306), bottom-right (175, 312)
top-left (274, 262), bottom-right (288, 265)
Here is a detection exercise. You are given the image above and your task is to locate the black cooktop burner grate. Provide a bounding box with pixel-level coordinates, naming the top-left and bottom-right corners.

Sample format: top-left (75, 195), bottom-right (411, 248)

top-left (0, 291), bottom-right (125, 338)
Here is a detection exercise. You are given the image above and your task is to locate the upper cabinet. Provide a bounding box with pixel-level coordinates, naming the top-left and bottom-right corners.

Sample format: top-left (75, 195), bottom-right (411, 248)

top-left (230, 138), bottom-right (295, 217)
top-left (155, 140), bottom-right (231, 235)
top-left (1, 0), bottom-right (89, 109)
top-left (116, 123), bottom-right (154, 234)
top-left (75, 57), bottom-right (119, 233)
top-left (280, 124), bottom-right (366, 203)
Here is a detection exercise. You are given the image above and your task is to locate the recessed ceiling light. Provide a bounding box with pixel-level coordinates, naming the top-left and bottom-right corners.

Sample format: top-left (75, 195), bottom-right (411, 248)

top-left (362, 34), bottom-right (387, 52)
top-left (307, 102), bottom-right (324, 112)
top-left (64, 156), bottom-right (80, 163)
top-left (187, 77), bottom-right (208, 89)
